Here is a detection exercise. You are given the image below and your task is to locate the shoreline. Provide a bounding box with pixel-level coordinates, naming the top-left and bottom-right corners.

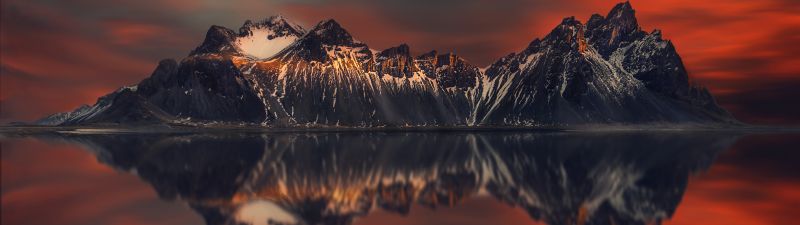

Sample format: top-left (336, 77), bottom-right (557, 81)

top-left (1, 124), bottom-right (798, 135)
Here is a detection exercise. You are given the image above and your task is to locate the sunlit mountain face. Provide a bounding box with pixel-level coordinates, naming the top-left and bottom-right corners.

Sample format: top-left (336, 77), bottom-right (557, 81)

top-left (30, 132), bottom-right (735, 225)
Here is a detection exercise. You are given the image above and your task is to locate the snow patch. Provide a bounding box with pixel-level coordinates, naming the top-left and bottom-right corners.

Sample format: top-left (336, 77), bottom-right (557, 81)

top-left (236, 28), bottom-right (298, 59)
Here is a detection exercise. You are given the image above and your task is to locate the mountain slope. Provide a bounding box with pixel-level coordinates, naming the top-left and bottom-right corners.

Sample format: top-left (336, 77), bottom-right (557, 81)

top-left (38, 2), bottom-right (737, 127)
top-left (236, 19), bottom-right (474, 126)
top-left (470, 3), bottom-right (733, 125)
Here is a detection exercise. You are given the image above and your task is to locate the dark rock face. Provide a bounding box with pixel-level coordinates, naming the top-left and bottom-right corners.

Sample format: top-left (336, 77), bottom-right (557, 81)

top-left (585, 2), bottom-right (645, 58)
top-left (414, 50), bottom-right (440, 78)
top-left (434, 53), bottom-right (481, 88)
top-left (619, 30), bottom-right (691, 97)
top-left (37, 85), bottom-right (178, 126)
top-left (36, 105), bottom-right (92, 125)
top-left (189, 26), bottom-right (239, 56)
top-left (376, 44), bottom-right (416, 78)
top-left (137, 59), bottom-right (179, 96)
top-left (412, 51), bottom-right (481, 88)
top-left (59, 88), bottom-right (177, 125)
top-left (279, 19), bottom-right (373, 64)
top-left (140, 55), bottom-right (267, 123)
top-left (308, 19), bottom-right (358, 47)
top-left (39, 2), bottom-right (737, 127)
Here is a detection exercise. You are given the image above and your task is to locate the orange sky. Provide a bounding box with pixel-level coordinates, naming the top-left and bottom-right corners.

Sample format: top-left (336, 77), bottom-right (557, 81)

top-left (1, 0), bottom-right (799, 124)
top-left (1, 139), bottom-right (204, 225)
top-left (5, 134), bottom-right (797, 225)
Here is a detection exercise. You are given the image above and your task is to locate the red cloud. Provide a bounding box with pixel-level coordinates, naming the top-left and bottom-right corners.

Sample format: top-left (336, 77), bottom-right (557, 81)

top-left (103, 20), bottom-right (186, 45)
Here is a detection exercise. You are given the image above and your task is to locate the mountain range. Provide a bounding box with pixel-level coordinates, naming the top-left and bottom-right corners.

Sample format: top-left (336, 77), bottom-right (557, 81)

top-left (38, 2), bottom-right (737, 128)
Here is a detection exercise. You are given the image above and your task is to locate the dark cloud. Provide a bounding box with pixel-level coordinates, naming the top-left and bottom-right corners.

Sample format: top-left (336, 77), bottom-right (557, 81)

top-left (1, 0), bottom-right (171, 121)
top-left (719, 26), bottom-right (800, 72)
top-left (640, 7), bottom-right (752, 33)
top-left (336, 0), bottom-right (542, 34)
top-left (683, 26), bottom-right (800, 124)
top-left (715, 79), bottom-right (800, 125)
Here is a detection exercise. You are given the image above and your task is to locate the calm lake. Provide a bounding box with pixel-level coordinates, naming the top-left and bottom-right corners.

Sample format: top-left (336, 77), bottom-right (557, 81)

top-left (2, 131), bottom-right (798, 225)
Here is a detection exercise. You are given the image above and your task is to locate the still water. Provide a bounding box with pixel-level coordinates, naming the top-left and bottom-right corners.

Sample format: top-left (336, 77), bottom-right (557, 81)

top-left (1, 131), bottom-right (798, 225)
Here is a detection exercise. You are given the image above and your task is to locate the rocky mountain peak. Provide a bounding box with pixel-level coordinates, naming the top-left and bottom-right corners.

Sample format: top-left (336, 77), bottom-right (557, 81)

top-left (584, 1), bottom-right (645, 57)
top-left (376, 44), bottom-right (416, 78)
top-left (413, 50), bottom-right (439, 78)
top-left (436, 52), bottom-right (456, 66)
top-left (377, 44), bottom-right (411, 58)
top-left (546, 17), bottom-right (584, 39)
top-left (560, 16), bottom-right (582, 26)
top-left (308, 19), bottom-right (357, 46)
top-left (536, 16), bottom-right (589, 53)
top-left (435, 52), bottom-right (473, 68)
top-left (606, 1), bottom-right (639, 35)
top-left (415, 50), bottom-right (438, 60)
top-left (189, 25), bottom-right (238, 56)
top-left (607, 1), bottom-right (635, 20)
top-left (651, 29), bottom-right (663, 38)
top-left (434, 52), bottom-right (480, 88)
top-left (240, 15), bottom-right (305, 37)
top-left (234, 15), bottom-right (306, 59)
top-left (190, 15), bottom-right (307, 58)
top-left (274, 19), bottom-right (368, 62)
top-left (588, 13), bottom-right (605, 25)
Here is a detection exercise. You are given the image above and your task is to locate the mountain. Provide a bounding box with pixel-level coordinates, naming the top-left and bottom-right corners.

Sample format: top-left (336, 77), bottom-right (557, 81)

top-left (43, 132), bottom-right (738, 225)
top-left (38, 2), bottom-right (737, 127)
top-left (470, 2), bottom-right (732, 125)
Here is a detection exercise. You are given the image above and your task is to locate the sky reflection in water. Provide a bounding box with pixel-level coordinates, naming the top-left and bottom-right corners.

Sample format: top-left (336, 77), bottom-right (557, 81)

top-left (1, 132), bottom-right (798, 225)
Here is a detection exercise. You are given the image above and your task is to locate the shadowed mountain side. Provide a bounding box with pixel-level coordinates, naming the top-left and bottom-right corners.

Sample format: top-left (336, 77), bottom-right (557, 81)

top-left (33, 131), bottom-right (740, 225)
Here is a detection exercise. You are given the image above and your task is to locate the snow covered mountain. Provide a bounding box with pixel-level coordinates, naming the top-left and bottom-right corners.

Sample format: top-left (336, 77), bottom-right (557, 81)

top-left (39, 2), bottom-right (737, 127)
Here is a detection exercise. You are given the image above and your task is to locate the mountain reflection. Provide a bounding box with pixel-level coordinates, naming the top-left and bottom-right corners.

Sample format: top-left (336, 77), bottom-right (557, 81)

top-left (45, 131), bottom-right (738, 225)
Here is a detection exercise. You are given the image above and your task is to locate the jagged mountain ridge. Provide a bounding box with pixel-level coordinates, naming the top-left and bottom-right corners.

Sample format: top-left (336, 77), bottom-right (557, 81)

top-left (38, 2), bottom-right (736, 127)
top-left (470, 2), bottom-right (733, 125)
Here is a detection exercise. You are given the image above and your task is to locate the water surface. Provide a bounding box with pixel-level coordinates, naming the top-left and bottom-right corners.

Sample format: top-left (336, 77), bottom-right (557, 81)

top-left (2, 131), bottom-right (798, 225)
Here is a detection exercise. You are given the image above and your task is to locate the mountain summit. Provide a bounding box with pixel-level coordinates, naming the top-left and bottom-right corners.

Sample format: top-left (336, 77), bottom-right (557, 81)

top-left (38, 2), bottom-right (737, 127)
